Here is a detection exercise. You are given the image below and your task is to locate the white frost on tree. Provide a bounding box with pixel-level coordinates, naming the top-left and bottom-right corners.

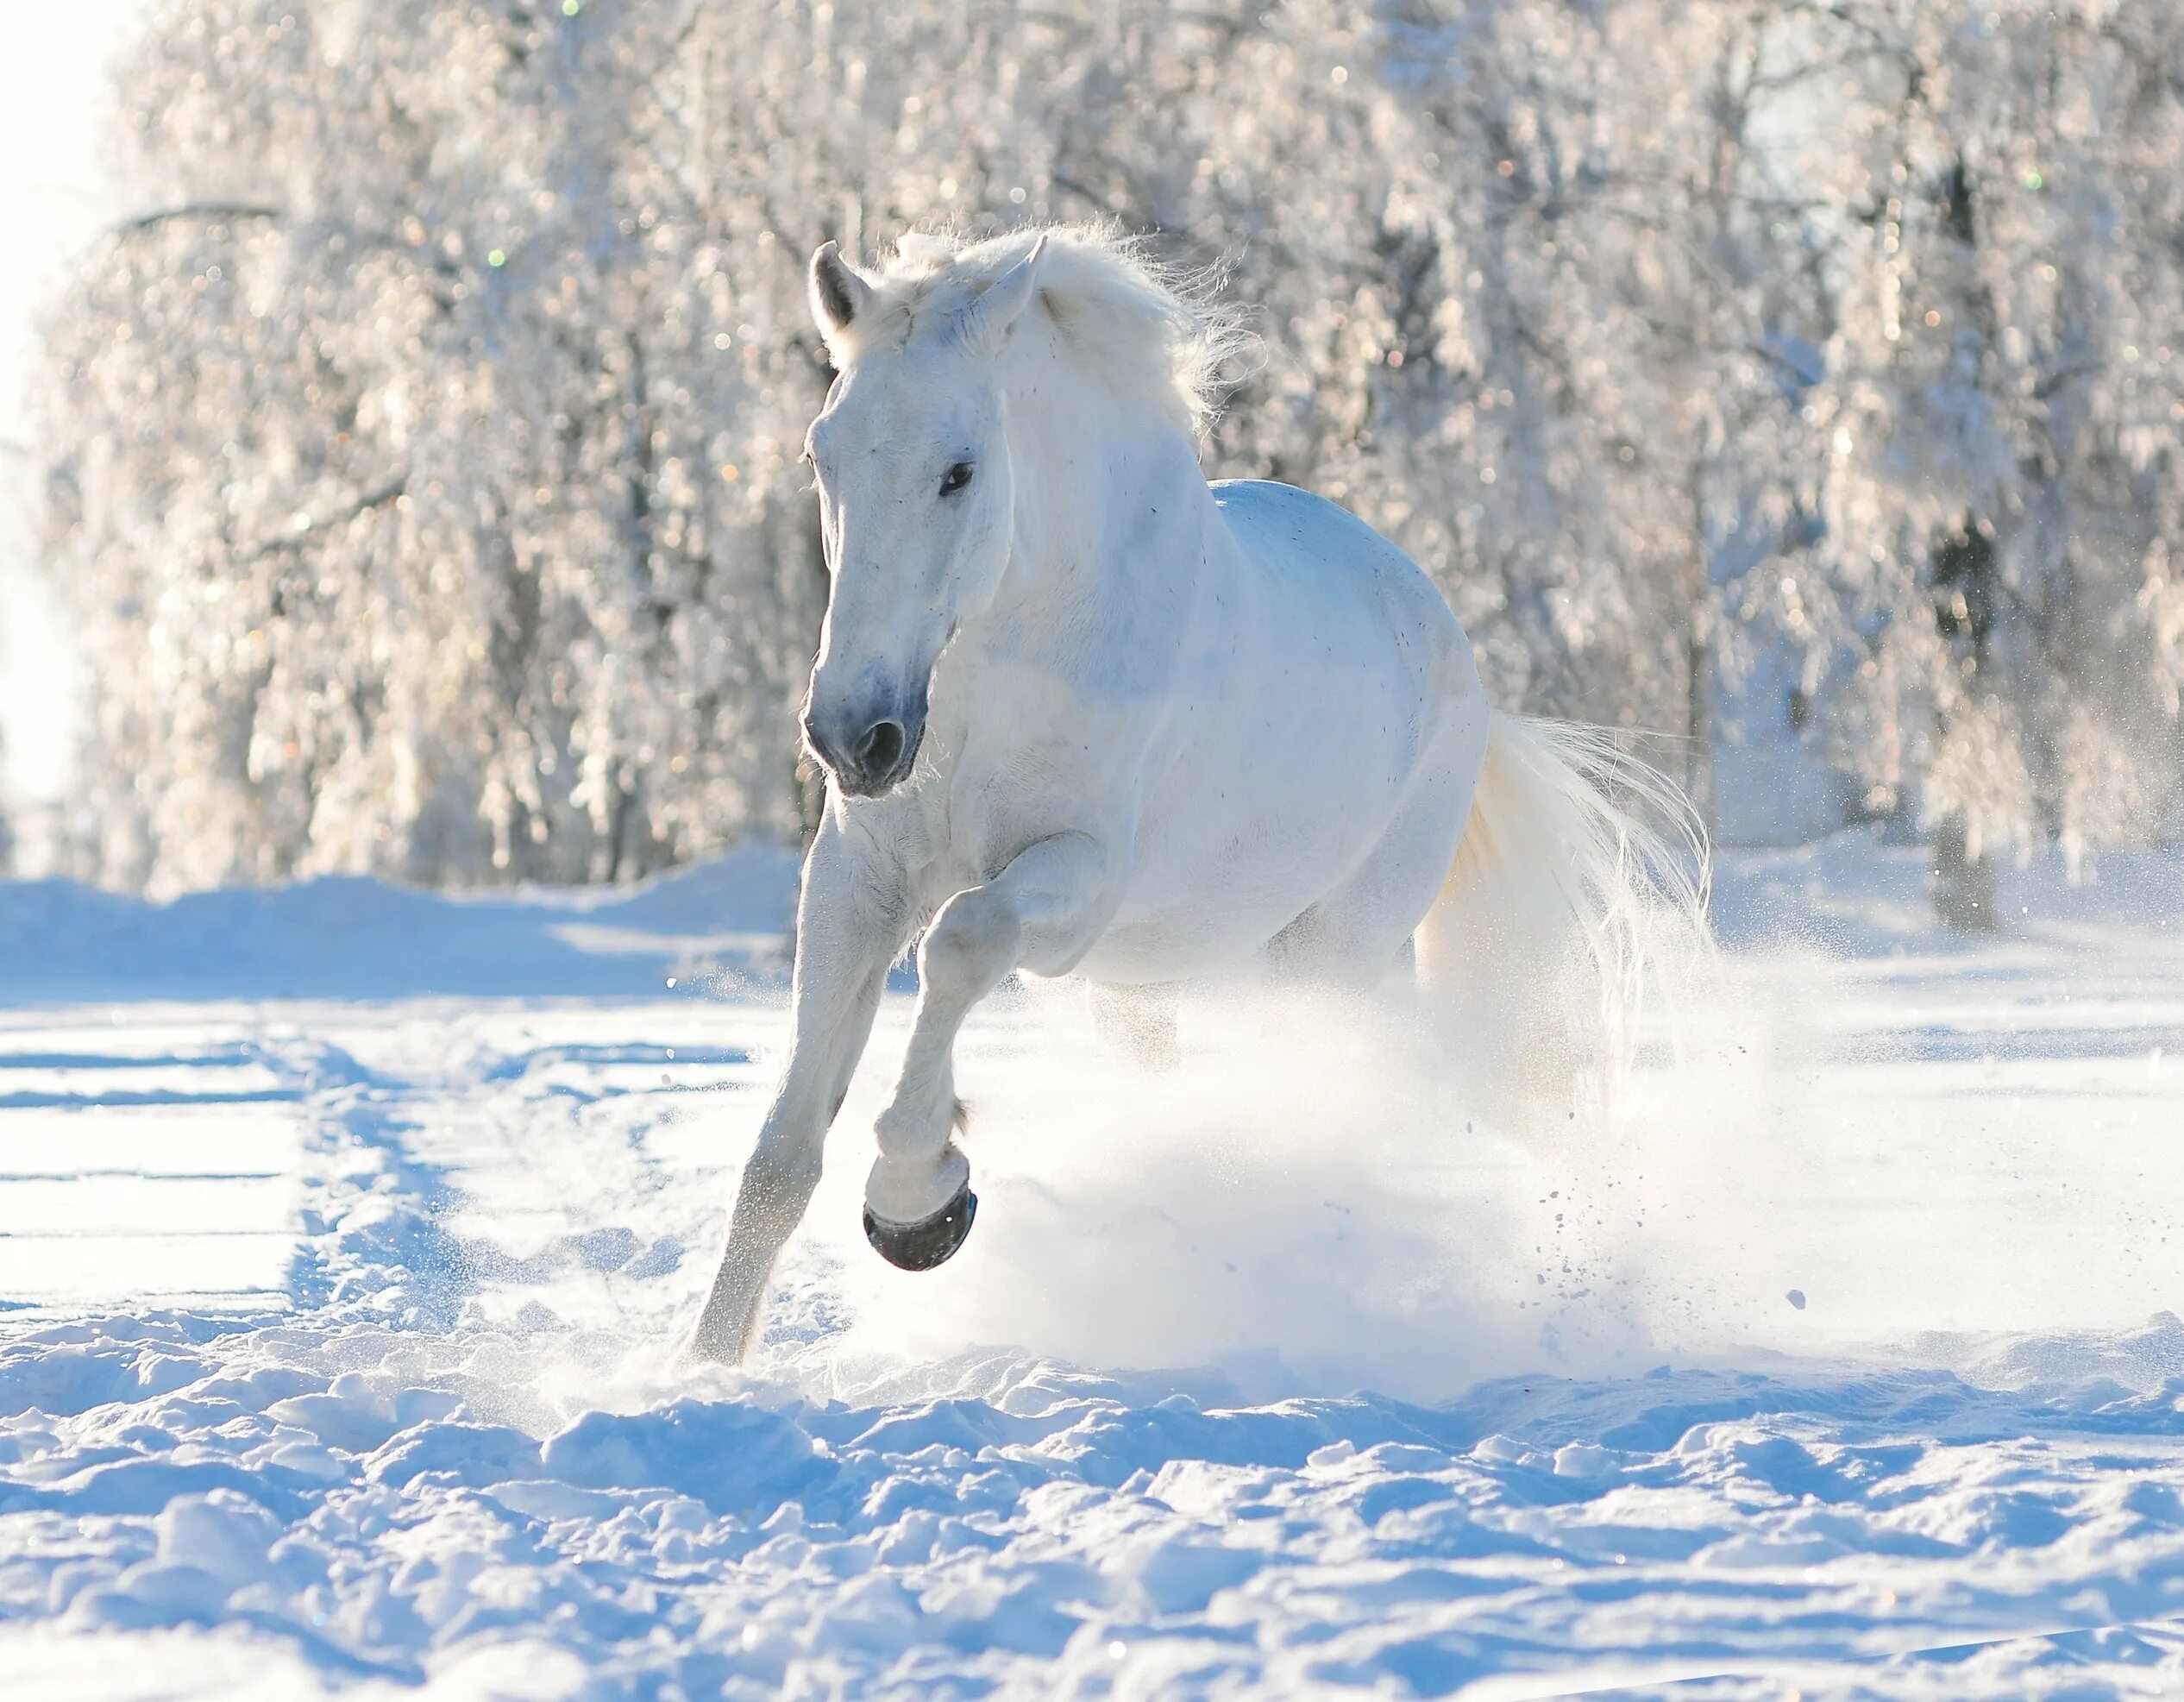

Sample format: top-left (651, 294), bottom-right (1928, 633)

top-left (1776, 2), bottom-right (2184, 898)
top-left (42, 0), bottom-right (831, 889)
top-left (35, 0), bottom-right (2184, 896)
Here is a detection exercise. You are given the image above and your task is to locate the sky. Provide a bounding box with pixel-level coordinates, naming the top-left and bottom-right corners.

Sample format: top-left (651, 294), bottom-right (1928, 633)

top-left (0, 0), bottom-right (143, 809)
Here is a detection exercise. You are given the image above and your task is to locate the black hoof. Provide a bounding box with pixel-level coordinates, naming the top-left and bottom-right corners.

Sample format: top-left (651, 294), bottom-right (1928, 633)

top-left (863, 1181), bottom-right (977, 1272)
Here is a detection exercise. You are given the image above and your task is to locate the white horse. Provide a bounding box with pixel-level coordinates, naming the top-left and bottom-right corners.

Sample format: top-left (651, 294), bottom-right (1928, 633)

top-left (688, 225), bottom-right (1704, 1362)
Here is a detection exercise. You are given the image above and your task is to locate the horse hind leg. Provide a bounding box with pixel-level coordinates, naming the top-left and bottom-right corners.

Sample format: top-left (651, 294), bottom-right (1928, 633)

top-left (1266, 753), bottom-right (1477, 990)
top-left (1414, 740), bottom-right (1586, 1122)
top-left (1415, 711), bottom-right (1710, 1127)
top-left (1089, 982), bottom-right (1181, 1071)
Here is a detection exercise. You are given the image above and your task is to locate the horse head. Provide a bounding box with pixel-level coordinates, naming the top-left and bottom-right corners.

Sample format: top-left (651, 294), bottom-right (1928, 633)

top-left (797, 236), bottom-right (1048, 798)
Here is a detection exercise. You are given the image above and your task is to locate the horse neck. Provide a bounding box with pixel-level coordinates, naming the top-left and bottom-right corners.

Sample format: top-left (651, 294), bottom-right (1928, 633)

top-left (994, 374), bottom-right (1210, 625)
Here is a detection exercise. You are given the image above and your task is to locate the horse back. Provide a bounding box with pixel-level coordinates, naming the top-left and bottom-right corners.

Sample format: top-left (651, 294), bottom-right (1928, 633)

top-left (1205, 478), bottom-right (1472, 709)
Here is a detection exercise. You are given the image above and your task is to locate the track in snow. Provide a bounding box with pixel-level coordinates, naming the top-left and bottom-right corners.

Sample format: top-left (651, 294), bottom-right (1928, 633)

top-left (2, 836), bottom-right (2182, 1698)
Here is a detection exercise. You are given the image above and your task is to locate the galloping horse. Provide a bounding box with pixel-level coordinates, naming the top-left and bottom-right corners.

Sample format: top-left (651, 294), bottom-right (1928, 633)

top-left (689, 226), bottom-right (1703, 1363)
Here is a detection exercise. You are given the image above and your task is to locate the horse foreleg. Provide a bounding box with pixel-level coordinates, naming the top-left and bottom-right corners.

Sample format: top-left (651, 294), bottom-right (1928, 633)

top-left (687, 820), bottom-right (904, 1362)
top-left (863, 831), bottom-right (1114, 1269)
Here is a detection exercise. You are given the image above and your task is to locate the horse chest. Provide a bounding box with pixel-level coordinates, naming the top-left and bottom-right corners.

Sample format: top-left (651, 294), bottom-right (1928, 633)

top-left (913, 641), bottom-right (1163, 880)
top-left (926, 738), bottom-right (1125, 890)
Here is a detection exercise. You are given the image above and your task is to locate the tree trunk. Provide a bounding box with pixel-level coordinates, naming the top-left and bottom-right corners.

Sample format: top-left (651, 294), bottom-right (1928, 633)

top-left (1684, 609), bottom-right (1715, 838)
top-left (1683, 468), bottom-right (1716, 839)
top-left (1931, 814), bottom-right (1998, 932)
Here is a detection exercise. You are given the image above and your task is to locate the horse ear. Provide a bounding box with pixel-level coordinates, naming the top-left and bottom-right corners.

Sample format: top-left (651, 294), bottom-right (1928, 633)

top-left (953, 233), bottom-right (1049, 357)
top-left (809, 241), bottom-right (872, 342)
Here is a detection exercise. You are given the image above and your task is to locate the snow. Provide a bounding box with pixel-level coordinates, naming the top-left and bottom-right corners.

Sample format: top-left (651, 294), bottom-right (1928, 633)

top-left (2, 834), bottom-right (2182, 1697)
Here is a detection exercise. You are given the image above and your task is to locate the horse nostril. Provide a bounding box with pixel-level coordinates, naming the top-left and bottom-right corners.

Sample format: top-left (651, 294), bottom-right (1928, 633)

top-left (857, 719), bottom-right (906, 776)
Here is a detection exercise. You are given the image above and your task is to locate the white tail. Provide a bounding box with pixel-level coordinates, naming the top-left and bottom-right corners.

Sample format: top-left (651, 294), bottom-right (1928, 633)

top-left (1415, 713), bottom-right (1711, 1110)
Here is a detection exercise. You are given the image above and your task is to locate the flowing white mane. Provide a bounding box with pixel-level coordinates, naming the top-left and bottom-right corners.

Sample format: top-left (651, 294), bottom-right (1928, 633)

top-left (832, 224), bottom-right (1247, 438)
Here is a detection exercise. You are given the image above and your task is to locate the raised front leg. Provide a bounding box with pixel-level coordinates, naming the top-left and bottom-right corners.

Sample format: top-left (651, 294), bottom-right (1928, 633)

top-left (863, 832), bottom-right (1116, 1268)
top-left (687, 819), bottom-right (908, 1362)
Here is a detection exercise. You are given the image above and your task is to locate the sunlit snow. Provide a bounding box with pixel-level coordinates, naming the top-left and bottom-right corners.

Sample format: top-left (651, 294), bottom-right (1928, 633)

top-left (2, 834), bottom-right (2182, 1696)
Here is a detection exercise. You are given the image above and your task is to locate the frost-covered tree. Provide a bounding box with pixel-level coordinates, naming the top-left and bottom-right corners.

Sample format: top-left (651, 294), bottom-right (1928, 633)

top-left (42, 0), bottom-right (829, 889)
top-left (35, 0), bottom-right (2184, 895)
top-left (46, 0), bottom-right (1735, 888)
top-left (1776, 1), bottom-right (2184, 903)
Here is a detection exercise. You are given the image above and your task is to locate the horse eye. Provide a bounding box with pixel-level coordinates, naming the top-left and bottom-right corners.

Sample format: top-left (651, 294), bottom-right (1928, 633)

top-left (938, 462), bottom-right (974, 496)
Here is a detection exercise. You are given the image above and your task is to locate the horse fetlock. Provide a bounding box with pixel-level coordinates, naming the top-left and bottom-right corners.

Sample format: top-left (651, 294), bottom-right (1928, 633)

top-left (687, 1259), bottom-right (769, 1365)
top-left (684, 1303), bottom-right (752, 1366)
top-left (873, 1062), bottom-right (961, 1159)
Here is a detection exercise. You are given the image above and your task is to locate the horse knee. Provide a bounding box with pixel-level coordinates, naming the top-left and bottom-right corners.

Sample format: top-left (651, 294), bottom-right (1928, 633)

top-left (919, 889), bottom-right (1023, 999)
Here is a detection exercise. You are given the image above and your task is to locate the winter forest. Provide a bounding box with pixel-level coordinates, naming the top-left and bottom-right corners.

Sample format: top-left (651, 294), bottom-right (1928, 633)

top-left (14, 7), bottom-right (2184, 1691)
top-left (30, 0), bottom-right (2184, 896)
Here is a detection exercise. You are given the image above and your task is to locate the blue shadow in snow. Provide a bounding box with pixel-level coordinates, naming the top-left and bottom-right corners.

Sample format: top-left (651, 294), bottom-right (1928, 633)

top-left (0, 845), bottom-right (800, 1007)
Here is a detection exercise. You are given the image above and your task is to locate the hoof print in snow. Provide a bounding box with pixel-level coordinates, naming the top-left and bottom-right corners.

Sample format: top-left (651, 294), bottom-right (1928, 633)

top-left (863, 1184), bottom-right (977, 1272)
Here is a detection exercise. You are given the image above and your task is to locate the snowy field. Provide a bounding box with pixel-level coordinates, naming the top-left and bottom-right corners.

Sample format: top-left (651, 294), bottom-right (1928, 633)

top-left (1, 835), bottom-right (2181, 1699)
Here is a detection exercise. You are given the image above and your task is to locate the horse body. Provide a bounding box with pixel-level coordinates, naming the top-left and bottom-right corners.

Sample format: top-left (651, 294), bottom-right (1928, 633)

top-left (1080, 477), bottom-right (1484, 985)
top-left (687, 226), bottom-right (1698, 1364)
top-left (844, 469), bottom-right (1478, 989)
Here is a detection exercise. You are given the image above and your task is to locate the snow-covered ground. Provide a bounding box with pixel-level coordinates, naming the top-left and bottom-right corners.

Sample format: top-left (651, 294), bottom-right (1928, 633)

top-left (1, 833), bottom-right (2181, 1699)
